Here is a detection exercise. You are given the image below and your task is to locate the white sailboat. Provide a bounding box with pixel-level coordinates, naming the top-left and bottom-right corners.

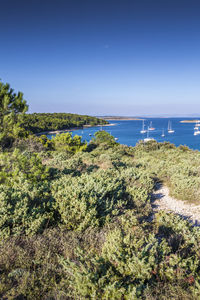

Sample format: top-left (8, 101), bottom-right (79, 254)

top-left (194, 124), bottom-right (200, 135)
top-left (161, 128), bottom-right (165, 137)
top-left (193, 121), bottom-right (200, 134)
top-left (194, 122), bottom-right (200, 130)
top-left (194, 130), bottom-right (200, 136)
top-left (149, 121), bottom-right (155, 131)
top-left (144, 127), bottom-right (155, 142)
top-left (140, 120), bottom-right (147, 134)
top-left (168, 121), bottom-right (175, 133)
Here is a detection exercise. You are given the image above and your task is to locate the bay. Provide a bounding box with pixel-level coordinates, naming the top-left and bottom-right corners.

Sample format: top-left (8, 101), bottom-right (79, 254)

top-left (47, 118), bottom-right (200, 151)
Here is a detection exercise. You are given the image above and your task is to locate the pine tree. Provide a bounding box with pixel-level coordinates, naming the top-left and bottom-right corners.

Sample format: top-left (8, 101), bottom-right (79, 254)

top-left (0, 80), bottom-right (28, 148)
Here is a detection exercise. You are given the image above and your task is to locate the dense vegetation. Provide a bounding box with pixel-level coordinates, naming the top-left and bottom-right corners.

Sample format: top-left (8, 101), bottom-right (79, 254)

top-left (0, 81), bottom-right (28, 148)
top-left (1, 81), bottom-right (200, 299)
top-left (1, 133), bottom-right (200, 299)
top-left (22, 113), bottom-right (108, 134)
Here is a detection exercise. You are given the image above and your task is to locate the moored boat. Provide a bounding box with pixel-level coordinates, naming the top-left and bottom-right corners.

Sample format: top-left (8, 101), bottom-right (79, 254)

top-left (148, 121), bottom-right (155, 131)
top-left (144, 127), bottom-right (155, 142)
top-left (140, 120), bottom-right (147, 134)
top-left (168, 121), bottom-right (175, 133)
top-left (194, 129), bottom-right (200, 135)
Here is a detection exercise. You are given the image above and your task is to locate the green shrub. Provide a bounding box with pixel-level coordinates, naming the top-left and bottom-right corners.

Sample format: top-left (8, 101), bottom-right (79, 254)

top-left (52, 132), bottom-right (87, 153)
top-left (1, 136), bottom-right (200, 298)
top-left (93, 130), bottom-right (117, 147)
top-left (0, 177), bottom-right (55, 238)
top-left (0, 149), bottom-right (50, 184)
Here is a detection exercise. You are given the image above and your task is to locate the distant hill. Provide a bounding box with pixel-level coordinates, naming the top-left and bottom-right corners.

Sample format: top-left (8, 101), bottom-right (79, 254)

top-left (22, 113), bottom-right (108, 134)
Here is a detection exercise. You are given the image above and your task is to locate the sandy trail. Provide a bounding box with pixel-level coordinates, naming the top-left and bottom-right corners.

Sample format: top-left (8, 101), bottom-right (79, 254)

top-left (152, 184), bottom-right (200, 226)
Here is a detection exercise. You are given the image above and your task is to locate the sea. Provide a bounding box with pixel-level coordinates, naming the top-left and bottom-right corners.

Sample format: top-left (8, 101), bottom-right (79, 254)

top-left (47, 118), bottom-right (200, 151)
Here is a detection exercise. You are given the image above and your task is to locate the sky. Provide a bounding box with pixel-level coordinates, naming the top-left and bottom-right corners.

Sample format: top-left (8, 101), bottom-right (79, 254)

top-left (1, 0), bottom-right (200, 116)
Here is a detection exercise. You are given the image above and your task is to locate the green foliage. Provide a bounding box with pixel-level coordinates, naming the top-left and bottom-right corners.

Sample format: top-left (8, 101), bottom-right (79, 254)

top-left (59, 210), bottom-right (200, 299)
top-left (0, 149), bottom-right (50, 184)
top-left (21, 112), bottom-right (108, 134)
top-left (1, 137), bottom-right (200, 299)
top-left (52, 168), bottom-right (133, 231)
top-left (4, 80), bottom-right (200, 298)
top-left (0, 178), bottom-right (55, 238)
top-left (13, 135), bottom-right (46, 153)
top-left (38, 134), bottom-right (53, 149)
top-left (0, 80), bottom-right (28, 148)
top-left (0, 150), bottom-right (54, 238)
top-left (134, 141), bottom-right (200, 202)
top-left (93, 130), bottom-right (117, 147)
top-left (51, 132), bottom-right (87, 153)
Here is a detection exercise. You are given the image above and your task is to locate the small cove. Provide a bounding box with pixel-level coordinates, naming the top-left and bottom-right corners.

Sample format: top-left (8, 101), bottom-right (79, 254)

top-left (46, 117), bottom-right (200, 150)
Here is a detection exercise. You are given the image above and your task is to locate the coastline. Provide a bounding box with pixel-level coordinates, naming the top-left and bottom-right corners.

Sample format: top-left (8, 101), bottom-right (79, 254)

top-left (36, 123), bottom-right (116, 136)
top-left (101, 117), bottom-right (143, 121)
top-left (180, 120), bottom-right (200, 123)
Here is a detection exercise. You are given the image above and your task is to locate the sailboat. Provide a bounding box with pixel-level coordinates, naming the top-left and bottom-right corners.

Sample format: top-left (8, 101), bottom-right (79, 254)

top-left (194, 129), bottom-right (200, 136)
top-left (144, 127), bottom-right (155, 142)
top-left (149, 121), bottom-right (155, 131)
top-left (161, 129), bottom-right (165, 137)
top-left (168, 121), bottom-right (175, 133)
top-left (194, 122), bottom-right (200, 130)
top-left (194, 123), bottom-right (200, 135)
top-left (140, 120), bottom-right (147, 134)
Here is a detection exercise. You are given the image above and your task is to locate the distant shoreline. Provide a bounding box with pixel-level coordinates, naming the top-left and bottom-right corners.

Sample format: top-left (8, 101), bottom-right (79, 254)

top-left (180, 120), bottom-right (200, 123)
top-left (36, 123), bottom-right (116, 136)
top-left (101, 117), bottom-right (143, 121)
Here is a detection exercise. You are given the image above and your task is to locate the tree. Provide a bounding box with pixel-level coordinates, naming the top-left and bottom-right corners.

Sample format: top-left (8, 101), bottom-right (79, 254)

top-left (0, 80), bottom-right (28, 148)
top-left (93, 130), bottom-right (117, 146)
top-left (52, 132), bottom-right (87, 153)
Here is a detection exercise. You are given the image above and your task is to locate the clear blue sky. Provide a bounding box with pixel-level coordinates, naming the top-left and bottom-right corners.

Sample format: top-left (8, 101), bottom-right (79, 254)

top-left (1, 0), bottom-right (200, 116)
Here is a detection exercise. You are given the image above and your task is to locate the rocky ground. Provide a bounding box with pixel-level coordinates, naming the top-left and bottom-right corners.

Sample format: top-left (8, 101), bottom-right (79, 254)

top-left (151, 184), bottom-right (200, 226)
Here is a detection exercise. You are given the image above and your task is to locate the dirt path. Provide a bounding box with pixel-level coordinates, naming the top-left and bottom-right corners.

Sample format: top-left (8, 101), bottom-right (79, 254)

top-left (152, 184), bottom-right (200, 226)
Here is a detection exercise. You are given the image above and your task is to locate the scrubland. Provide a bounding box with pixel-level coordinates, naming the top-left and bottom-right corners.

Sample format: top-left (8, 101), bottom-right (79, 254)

top-left (1, 131), bottom-right (200, 299)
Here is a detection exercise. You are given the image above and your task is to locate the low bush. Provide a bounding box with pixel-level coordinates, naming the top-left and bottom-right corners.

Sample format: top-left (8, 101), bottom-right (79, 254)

top-left (1, 138), bottom-right (200, 298)
top-left (52, 132), bottom-right (87, 153)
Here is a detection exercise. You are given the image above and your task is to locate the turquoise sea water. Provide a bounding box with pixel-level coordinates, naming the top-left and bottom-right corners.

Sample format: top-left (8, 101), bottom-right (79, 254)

top-left (47, 118), bottom-right (200, 151)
